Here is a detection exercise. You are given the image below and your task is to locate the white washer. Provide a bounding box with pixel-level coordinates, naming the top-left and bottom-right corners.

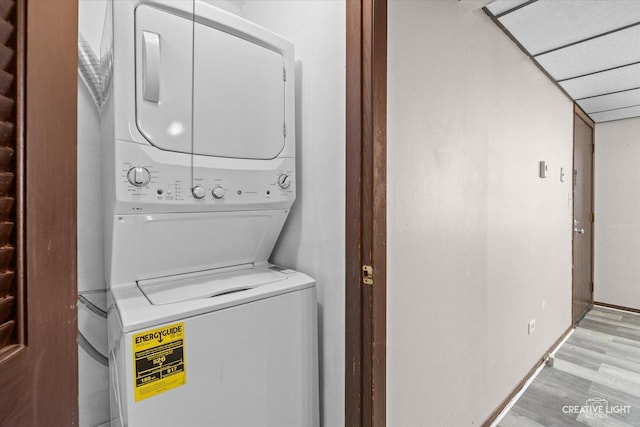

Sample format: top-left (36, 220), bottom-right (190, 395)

top-left (108, 264), bottom-right (318, 426)
top-left (101, 2), bottom-right (319, 425)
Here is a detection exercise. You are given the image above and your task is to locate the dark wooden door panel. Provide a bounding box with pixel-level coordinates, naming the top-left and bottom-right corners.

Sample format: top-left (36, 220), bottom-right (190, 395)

top-left (0, 1), bottom-right (78, 425)
top-left (572, 107), bottom-right (594, 325)
top-left (345, 1), bottom-right (387, 426)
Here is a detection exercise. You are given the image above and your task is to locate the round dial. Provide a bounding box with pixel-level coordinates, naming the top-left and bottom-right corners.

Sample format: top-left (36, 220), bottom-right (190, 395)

top-left (192, 185), bottom-right (206, 199)
top-left (212, 186), bottom-right (225, 199)
top-left (278, 174), bottom-right (291, 189)
top-left (127, 166), bottom-right (151, 187)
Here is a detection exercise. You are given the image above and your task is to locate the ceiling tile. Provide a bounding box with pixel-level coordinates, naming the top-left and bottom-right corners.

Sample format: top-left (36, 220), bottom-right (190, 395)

top-left (498, 1), bottom-right (640, 55)
top-left (576, 88), bottom-right (640, 114)
top-left (486, 0), bottom-right (531, 16)
top-left (486, 0), bottom-right (640, 121)
top-left (589, 105), bottom-right (640, 123)
top-left (560, 62), bottom-right (640, 100)
top-left (535, 24), bottom-right (640, 81)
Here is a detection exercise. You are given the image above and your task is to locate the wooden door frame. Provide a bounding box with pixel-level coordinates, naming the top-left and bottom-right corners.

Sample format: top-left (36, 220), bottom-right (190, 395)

top-left (345, 0), bottom-right (387, 425)
top-left (0, 1), bottom-right (78, 425)
top-left (572, 104), bottom-right (595, 325)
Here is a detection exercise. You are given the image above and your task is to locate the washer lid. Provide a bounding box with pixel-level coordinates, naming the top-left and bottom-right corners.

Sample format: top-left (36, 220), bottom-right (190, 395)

top-left (137, 264), bottom-right (288, 305)
top-left (112, 265), bottom-right (315, 332)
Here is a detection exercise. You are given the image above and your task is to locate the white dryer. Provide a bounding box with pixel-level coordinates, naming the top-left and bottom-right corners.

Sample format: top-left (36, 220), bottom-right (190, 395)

top-left (100, 1), bottom-right (319, 426)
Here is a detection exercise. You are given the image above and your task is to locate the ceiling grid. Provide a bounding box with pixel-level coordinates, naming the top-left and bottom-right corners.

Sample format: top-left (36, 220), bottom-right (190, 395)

top-left (485, 0), bottom-right (640, 123)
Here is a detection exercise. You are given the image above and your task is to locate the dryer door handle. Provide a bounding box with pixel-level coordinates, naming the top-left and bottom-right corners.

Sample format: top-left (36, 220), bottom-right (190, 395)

top-left (142, 31), bottom-right (161, 103)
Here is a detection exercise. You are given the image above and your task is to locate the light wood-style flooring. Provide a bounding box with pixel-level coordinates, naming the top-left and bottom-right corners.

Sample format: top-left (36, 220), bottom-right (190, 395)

top-left (499, 305), bottom-right (640, 427)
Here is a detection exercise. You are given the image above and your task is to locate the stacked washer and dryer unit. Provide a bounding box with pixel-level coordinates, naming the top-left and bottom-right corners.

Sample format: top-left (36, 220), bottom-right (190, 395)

top-left (102, 1), bottom-right (319, 426)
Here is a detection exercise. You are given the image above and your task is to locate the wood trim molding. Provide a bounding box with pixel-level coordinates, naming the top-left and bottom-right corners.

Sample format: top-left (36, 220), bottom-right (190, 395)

top-left (571, 104), bottom-right (595, 326)
top-left (574, 103), bottom-right (595, 128)
top-left (594, 301), bottom-right (640, 315)
top-left (346, 0), bottom-right (387, 426)
top-left (345, 0), bottom-right (364, 424)
top-left (367, 0), bottom-right (387, 425)
top-left (481, 325), bottom-right (574, 426)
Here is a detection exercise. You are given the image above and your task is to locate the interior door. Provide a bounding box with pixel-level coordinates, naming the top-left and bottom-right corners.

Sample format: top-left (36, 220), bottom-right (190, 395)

top-left (572, 106), bottom-right (594, 324)
top-left (0, 0), bottom-right (78, 425)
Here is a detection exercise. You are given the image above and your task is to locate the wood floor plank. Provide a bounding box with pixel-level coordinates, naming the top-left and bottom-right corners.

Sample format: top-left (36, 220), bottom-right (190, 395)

top-left (555, 344), bottom-right (640, 375)
top-left (504, 392), bottom-right (586, 427)
top-left (498, 408), bottom-right (554, 427)
top-left (584, 314), bottom-right (640, 332)
top-left (588, 383), bottom-right (640, 425)
top-left (529, 367), bottom-right (592, 403)
top-left (593, 307), bottom-right (640, 327)
top-left (576, 412), bottom-right (636, 427)
top-left (579, 318), bottom-right (640, 341)
top-left (553, 358), bottom-right (640, 396)
top-left (497, 306), bottom-right (640, 426)
top-left (564, 336), bottom-right (640, 366)
top-left (598, 364), bottom-right (640, 387)
top-left (554, 347), bottom-right (602, 371)
top-left (587, 309), bottom-right (623, 322)
top-left (611, 335), bottom-right (640, 350)
top-left (573, 327), bottom-right (640, 352)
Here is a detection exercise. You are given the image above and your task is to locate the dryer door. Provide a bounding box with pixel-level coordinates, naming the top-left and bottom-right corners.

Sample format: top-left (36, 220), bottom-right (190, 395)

top-left (192, 22), bottom-right (286, 160)
top-left (135, 5), bottom-right (193, 153)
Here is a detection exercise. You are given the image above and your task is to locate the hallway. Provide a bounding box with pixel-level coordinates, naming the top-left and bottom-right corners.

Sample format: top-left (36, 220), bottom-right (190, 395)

top-left (499, 306), bottom-right (640, 426)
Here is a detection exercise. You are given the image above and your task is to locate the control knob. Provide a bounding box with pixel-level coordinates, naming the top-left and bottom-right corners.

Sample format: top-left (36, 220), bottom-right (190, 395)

top-left (278, 174), bottom-right (291, 189)
top-left (192, 185), bottom-right (206, 199)
top-left (127, 166), bottom-right (151, 187)
top-left (212, 186), bottom-right (225, 199)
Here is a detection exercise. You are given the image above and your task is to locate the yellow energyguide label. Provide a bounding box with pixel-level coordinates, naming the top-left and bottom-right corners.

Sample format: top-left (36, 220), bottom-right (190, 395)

top-left (132, 322), bottom-right (186, 402)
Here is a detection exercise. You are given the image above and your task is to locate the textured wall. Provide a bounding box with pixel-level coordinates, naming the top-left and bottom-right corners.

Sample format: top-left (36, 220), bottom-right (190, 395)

top-left (387, 1), bottom-right (574, 424)
top-left (594, 117), bottom-right (640, 310)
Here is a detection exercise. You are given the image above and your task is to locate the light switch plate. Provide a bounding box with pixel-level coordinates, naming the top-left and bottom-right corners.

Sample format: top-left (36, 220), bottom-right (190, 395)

top-left (539, 161), bottom-right (548, 178)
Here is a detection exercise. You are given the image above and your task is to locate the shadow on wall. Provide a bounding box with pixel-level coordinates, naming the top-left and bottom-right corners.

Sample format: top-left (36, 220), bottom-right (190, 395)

top-left (78, 6), bottom-right (110, 422)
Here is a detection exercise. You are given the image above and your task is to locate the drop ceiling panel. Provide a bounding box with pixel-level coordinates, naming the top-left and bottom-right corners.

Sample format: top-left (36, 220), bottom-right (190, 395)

top-left (485, 0), bottom-right (531, 16)
top-left (498, 1), bottom-right (640, 55)
top-left (535, 24), bottom-right (640, 81)
top-left (485, 0), bottom-right (640, 122)
top-left (576, 88), bottom-right (640, 114)
top-left (589, 105), bottom-right (640, 123)
top-left (560, 62), bottom-right (640, 100)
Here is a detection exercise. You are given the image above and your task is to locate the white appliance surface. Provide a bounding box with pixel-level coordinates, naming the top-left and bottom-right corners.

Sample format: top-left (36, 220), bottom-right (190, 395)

top-left (108, 209), bottom-right (289, 285)
top-left (139, 264), bottom-right (289, 305)
top-left (109, 266), bottom-right (319, 427)
top-left (103, 0), bottom-right (297, 285)
top-left (134, 4), bottom-right (193, 154)
top-left (103, 2), bottom-right (318, 427)
top-left (193, 20), bottom-right (285, 160)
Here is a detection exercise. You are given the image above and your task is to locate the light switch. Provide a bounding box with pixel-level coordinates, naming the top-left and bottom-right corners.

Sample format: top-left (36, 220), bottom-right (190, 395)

top-left (539, 161), bottom-right (548, 178)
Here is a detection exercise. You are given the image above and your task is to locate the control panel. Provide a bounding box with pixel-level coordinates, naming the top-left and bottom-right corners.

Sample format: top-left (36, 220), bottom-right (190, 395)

top-left (114, 140), bottom-right (295, 214)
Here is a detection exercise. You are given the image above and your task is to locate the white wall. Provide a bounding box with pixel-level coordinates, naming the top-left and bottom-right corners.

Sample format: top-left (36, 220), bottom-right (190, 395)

top-left (78, 2), bottom-right (109, 426)
top-left (77, 1), bottom-right (345, 426)
top-left (594, 117), bottom-right (640, 310)
top-left (238, 3), bottom-right (346, 426)
top-left (387, 1), bottom-right (574, 425)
